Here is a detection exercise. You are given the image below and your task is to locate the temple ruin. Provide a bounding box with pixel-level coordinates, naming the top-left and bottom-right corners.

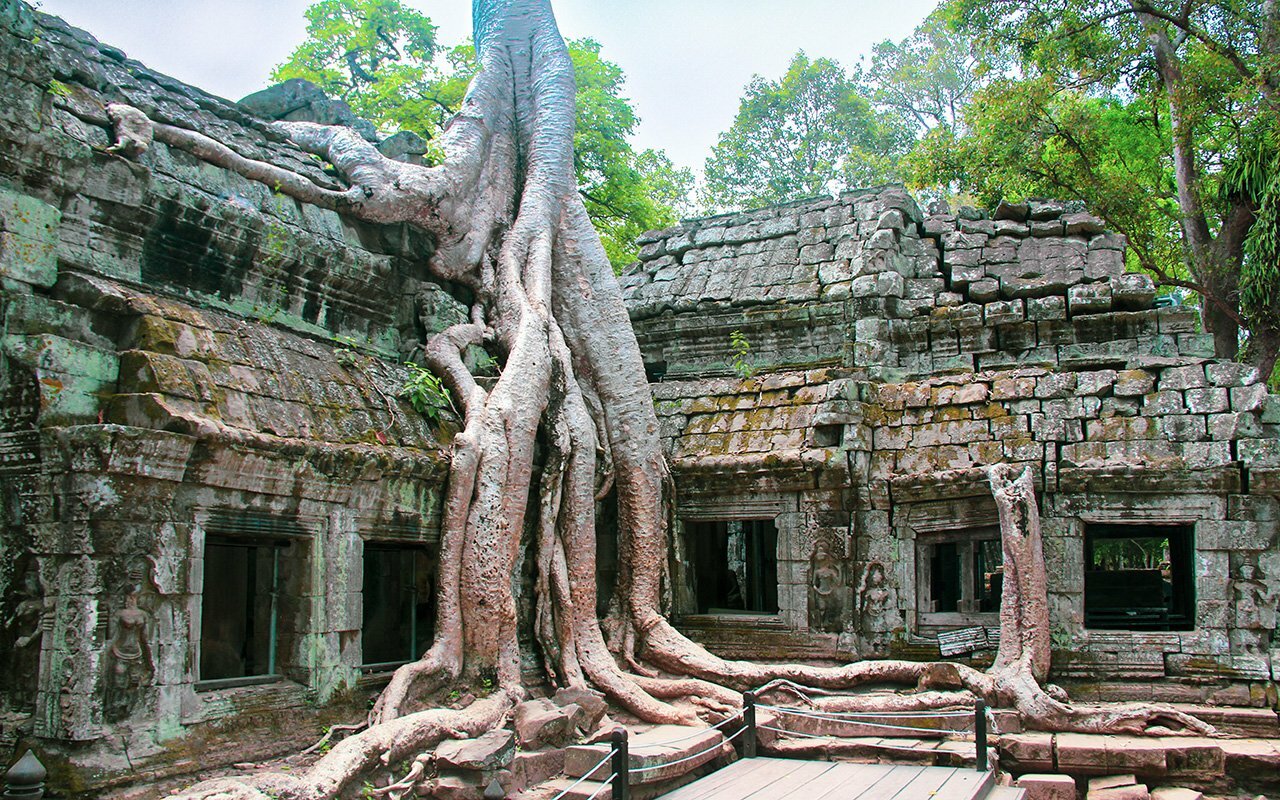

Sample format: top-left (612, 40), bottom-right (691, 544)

top-left (0, 0), bottom-right (1276, 796)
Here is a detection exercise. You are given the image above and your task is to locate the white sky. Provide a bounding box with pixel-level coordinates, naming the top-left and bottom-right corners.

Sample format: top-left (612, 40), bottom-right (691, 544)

top-left (36, 0), bottom-right (940, 172)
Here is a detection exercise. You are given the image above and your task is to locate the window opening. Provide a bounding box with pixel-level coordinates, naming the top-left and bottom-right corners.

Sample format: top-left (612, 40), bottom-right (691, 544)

top-left (687, 519), bottom-right (778, 614)
top-left (198, 537), bottom-right (286, 689)
top-left (1084, 523), bottom-right (1194, 631)
top-left (917, 527), bottom-right (1003, 625)
top-left (362, 545), bottom-right (436, 669)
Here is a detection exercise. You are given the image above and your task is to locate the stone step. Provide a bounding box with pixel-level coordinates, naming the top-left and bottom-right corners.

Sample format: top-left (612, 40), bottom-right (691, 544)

top-left (676, 617), bottom-right (836, 660)
top-left (765, 705), bottom-right (975, 739)
top-left (986, 785), bottom-right (1029, 800)
top-left (564, 724), bottom-right (733, 785)
top-left (540, 777), bottom-right (612, 800)
top-left (999, 732), bottom-right (1280, 793)
top-left (763, 734), bottom-right (985, 769)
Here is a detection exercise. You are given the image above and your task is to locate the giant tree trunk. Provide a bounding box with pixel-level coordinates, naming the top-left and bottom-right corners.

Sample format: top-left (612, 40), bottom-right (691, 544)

top-left (116, 3), bottom-right (1212, 797)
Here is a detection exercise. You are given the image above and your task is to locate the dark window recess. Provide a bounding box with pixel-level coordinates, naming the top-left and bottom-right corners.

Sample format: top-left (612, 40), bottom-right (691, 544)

top-left (644, 360), bottom-right (667, 382)
top-left (687, 519), bottom-right (778, 614)
top-left (1085, 524), bottom-right (1194, 631)
top-left (362, 545), bottom-right (436, 668)
top-left (918, 528), bottom-right (1003, 617)
top-left (813, 424), bottom-right (843, 447)
top-left (199, 538), bottom-right (286, 686)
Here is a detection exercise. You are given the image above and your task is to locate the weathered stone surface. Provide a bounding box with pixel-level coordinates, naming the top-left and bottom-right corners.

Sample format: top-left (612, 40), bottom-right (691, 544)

top-left (435, 729), bottom-right (516, 771)
top-left (1017, 773), bottom-right (1077, 800)
top-left (514, 699), bottom-right (579, 750)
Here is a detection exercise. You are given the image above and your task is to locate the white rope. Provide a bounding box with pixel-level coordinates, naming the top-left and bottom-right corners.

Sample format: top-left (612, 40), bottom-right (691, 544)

top-left (628, 725), bottom-right (746, 774)
top-left (548, 749), bottom-right (618, 800)
top-left (759, 724), bottom-right (836, 740)
top-left (755, 703), bottom-right (973, 719)
top-left (638, 709), bottom-right (745, 748)
top-left (583, 774), bottom-right (616, 800)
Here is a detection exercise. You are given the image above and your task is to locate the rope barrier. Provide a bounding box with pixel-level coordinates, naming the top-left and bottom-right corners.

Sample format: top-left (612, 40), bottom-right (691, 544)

top-left (583, 774), bottom-right (616, 800)
top-left (755, 703), bottom-right (972, 719)
top-left (635, 709), bottom-right (746, 748)
top-left (628, 725), bottom-right (746, 774)
top-left (547, 748), bottom-right (618, 800)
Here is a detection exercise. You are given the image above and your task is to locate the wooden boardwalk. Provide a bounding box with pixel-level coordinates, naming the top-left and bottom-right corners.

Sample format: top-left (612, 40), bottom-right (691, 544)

top-left (657, 757), bottom-right (999, 800)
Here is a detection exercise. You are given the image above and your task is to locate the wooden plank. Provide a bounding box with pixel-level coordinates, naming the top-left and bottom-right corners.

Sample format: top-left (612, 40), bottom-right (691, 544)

top-left (844, 764), bottom-right (929, 800)
top-left (930, 769), bottom-right (995, 800)
top-left (731, 759), bottom-right (841, 800)
top-left (886, 765), bottom-right (958, 800)
top-left (659, 757), bottom-right (806, 800)
top-left (805, 762), bottom-right (899, 800)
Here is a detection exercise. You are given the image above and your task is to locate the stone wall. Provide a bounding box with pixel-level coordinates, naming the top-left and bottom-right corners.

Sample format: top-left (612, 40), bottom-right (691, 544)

top-left (624, 189), bottom-right (1280, 705)
top-left (0, 2), bottom-right (463, 788)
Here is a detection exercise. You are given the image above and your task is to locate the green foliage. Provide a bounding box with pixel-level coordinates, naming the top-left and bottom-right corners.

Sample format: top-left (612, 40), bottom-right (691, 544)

top-left (702, 52), bottom-right (912, 213)
top-left (861, 12), bottom-right (987, 133)
top-left (728, 330), bottom-right (755, 380)
top-left (1223, 130), bottom-right (1280, 326)
top-left (46, 78), bottom-right (71, 98)
top-left (901, 0), bottom-right (1280, 372)
top-left (400, 362), bottom-right (452, 420)
top-left (274, 3), bottom-right (692, 269)
top-left (271, 0), bottom-right (448, 138)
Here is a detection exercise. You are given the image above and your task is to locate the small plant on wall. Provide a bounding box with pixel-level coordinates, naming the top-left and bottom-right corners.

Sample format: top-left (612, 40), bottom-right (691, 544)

top-left (729, 329), bottom-right (756, 379)
top-left (400, 362), bottom-right (454, 421)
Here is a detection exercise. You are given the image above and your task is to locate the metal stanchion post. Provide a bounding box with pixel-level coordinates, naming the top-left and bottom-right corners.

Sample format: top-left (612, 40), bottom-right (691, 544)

top-left (743, 691), bottom-right (758, 759)
top-left (611, 727), bottom-right (629, 800)
top-left (975, 699), bottom-right (988, 771)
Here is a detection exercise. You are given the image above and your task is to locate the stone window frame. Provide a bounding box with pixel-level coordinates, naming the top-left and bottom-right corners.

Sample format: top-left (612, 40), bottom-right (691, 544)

top-left (1067, 497), bottom-right (1216, 640)
top-left (356, 519), bottom-right (441, 674)
top-left (189, 510), bottom-right (313, 694)
top-left (915, 526), bottom-right (1003, 622)
top-left (894, 495), bottom-right (1001, 638)
top-left (675, 494), bottom-right (792, 622)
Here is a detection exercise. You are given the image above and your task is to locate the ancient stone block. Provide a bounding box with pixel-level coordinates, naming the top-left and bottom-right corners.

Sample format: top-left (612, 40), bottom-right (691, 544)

top-left (1113, 369), bottom-right (1155, 396)
top-left (1085, 248), bottom-right (1124, 281)
top-left (1063, 212), bottom-right (1107, 235)
top-left (1206, 361), bottom-right (1261, 386)
top-left (1035, 372), bottom-right (1077, 399)
top-left (1184, 387), bottom-right (1229, 415)
top-left (1208, 412), bottom-right (1263, 440)
top-left (436, 729), bottom-right (516, 771)
top-left (984, 299), bottom-right (1025, 326)
top-left (1158, 365), bottom-right (1206, 391)
top-left (1230, 384), bottom-right (1268, 413)
top-left (1142, 390), bottom-right (1185, 416)
top-left (1076, 370), bottom-right (1117, 396)
top-left (1068, 282), bottom-right (1113, 315)
top-left (992, 376), bottom-right (1037, 400)
top-left (1112, 273), bottom-right (1156, 310)
top-left (1161, 415), bottom-right (1206, 442)
top-left (1017, 775), bottom-right (1076, 800)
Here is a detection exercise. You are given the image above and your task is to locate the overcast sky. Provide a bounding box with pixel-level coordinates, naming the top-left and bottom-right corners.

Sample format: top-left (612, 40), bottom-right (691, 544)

top-left (37, 0), bottom-right (940, 172)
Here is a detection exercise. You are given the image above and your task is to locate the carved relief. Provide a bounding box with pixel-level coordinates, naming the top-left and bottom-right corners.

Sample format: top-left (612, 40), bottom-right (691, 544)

top-left (6, 562), bottom-right (50, 710)
top-left (102, 563), bottom-right (154, 722)
top-left (1232, 563), bottom-right (1278, 654)
top-left (857, 561), bottom-right (892, 657)
top-left (807, 536), bottom-right (845, 633)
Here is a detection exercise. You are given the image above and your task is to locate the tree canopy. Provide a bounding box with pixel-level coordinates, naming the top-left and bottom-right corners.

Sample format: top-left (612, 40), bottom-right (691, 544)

top-left (272, 0), bottom-right (692, 269)
top-left (895, 0), bottom-right (1280, 381)
top-left (700, 52), bottom-right (912, 213)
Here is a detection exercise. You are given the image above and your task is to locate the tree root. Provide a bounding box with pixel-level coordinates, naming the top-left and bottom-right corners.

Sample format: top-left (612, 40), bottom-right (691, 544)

top-left (170, 693), bottom-right (514, 800)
